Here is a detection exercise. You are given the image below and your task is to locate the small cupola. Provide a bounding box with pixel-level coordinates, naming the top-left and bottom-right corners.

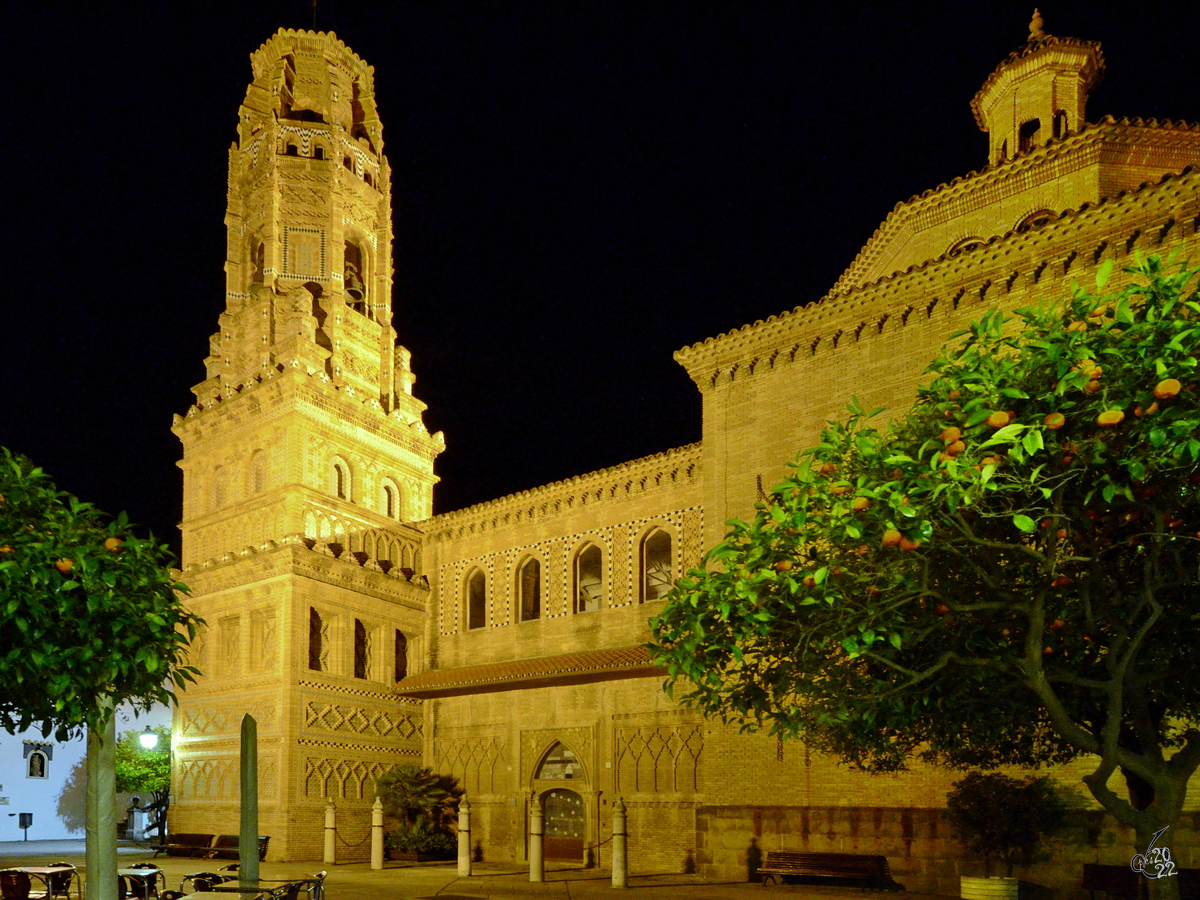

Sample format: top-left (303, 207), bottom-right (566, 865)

top-left (971, 10), bottom-right (1104, 166)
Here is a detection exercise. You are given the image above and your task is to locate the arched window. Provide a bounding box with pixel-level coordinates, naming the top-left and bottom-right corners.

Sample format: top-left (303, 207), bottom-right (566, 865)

top-left (382, 483), bottom-right (402, 519)
top-left (314, 145), bottom-right (326, 160)
top-left (1019, 118), bottom-right (1041, 154)
top-left (1017, 209), bottom-right (1057, 233)
top-left (467, 569), bottom-right (486, 630)
top-left (1053, 109), bottom-right (1068, 140)
top-left (285, 142), bottom-right (299, 157)
top-left (574, 544), bottom-right (602, 613)
top-left (332, 462), bottom-right (349, 500)
top-left (344, 239), bottom-right (368, 314)
top-left (394, 630), bottom-right (408, 681)
top-left (343, 156), bottom-right (353, 171)
top-left (27, 749), bottom-right (48, 779)
top-left (535, 742), bottom-right (581, 780)
top-left (519, 558), bottom-right (541, 622)
top-left (251, 240), bottom-right (265, 285)
top-left (947, 236), bottom-right (985, 256)
top-left (640, 528), bottom-right (673, 603)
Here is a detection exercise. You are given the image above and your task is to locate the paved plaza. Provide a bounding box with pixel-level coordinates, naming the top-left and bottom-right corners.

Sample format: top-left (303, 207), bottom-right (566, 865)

top-left (0, 840), bottom-right (952, 899)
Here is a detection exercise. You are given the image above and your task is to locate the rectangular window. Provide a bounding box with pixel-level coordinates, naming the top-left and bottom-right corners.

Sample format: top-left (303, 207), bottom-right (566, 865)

top-left (354, 618), bottom-right (372, 679)
top-left (308, 607), bottom-right (323, 671)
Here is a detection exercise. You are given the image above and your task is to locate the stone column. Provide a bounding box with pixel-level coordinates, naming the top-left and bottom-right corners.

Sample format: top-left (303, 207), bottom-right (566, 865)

top-left (239, 714), bottom-right (259, 883)
top-left (457, 794), bottom-right (472, 877)
top-left (370, 797), bottom-right (384, 870)
top-left (529, 794), bottom-right (544, 883)
top-left (612, 796), bottom-right (628, 888)
top-left (324, 798), bottom-right (336, 865)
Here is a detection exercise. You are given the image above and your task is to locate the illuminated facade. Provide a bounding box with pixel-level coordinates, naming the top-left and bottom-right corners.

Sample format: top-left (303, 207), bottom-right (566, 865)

top-left (174, 21), bottom-right (1200, 887)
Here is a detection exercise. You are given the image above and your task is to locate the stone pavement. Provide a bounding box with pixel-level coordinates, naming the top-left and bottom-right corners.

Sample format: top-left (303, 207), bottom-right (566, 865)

top-left (0, 841), bottom-right (953, 899)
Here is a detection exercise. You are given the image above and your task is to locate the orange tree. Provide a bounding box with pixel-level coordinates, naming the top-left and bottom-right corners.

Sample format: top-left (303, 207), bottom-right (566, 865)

top-left (650, 258), bottom-right (1200, 887)
top-left (0, 450), bottom-right (200, 740)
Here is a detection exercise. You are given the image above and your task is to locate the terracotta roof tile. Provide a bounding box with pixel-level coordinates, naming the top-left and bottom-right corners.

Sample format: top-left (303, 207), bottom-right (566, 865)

top-left (395, 645), bottom-right (663, 698)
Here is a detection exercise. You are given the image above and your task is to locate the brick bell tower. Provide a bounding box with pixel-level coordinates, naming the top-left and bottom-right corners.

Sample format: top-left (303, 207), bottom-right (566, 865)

top-left (171, 30), bottom-right (442, 861)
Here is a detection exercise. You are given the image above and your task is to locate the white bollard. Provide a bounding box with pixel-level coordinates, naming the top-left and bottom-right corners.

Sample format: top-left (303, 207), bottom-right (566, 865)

top-left (457, 794), bottom-right (472, 877)
top-left (529, 794), bottom-right (544, 883)
top-left (371, 796), bottom-right (384, 870)
top-left (612, 796), bottom-right (628, 888)
top-left (324, 798), bottom-right (336, 865)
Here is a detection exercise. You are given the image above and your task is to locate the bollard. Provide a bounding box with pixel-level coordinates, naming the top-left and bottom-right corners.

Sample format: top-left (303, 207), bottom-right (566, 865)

top-left (324, 798), bottom-right (336, 865)
top-left (371, 796), bottom-right (384, 870)
top-left (529, 794), bottom-right (544, 883)
top-left (612, 796), bottom-right (628, 888)
top-left (457, 794), bottom-right (472, 877)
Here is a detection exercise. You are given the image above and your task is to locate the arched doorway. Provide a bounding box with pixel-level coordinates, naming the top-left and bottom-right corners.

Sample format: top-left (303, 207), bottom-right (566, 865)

top-left (542, 788), bottom-right (584, 860)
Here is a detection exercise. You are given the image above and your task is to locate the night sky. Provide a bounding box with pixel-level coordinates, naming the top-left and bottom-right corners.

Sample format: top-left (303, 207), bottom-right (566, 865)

top-left (5, 2), bottom-right (1199, 558)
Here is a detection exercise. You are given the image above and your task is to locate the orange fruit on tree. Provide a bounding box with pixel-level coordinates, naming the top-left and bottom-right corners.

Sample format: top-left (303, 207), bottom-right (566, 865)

top-left (774, 560), bottom-right (793, 572)
top-left (1050, 618), bottom-right (1065, 630)
top-left (899, 536), bottom-right (922, 551)
top-left (1155, 378), bottom-right (1182, 400)
top-left (1097, 409), bottom-right (1125, 427)
top-left (1044, 412), bottom-right (1065, 430)
top-left (940, 426), bottom-right (962, 444)
top-left (104, 536), bottom-right (123, 552)
top-left (851, 496), bottom-right (870, 511)
top-left (1134, 402), bottom-right (1159, 418)
top-left (946, 440), bottom-right (966, 456)
top-left (55, 558), bottom-right (74, 574)
top-left (0, 545), bottom-right (13, 554)
top-left (802, 575), bottom-right (817, 589)
top-left (986, 411), bottom-right (1011, 429)
top-left (882, 529), bottom-right (902, 547)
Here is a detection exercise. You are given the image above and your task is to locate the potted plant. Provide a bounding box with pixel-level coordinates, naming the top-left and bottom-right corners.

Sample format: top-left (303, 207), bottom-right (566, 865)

top-left (947, 772), bottom-right (1066, 900)
top-left (374, 765), bottom-right (462, 861)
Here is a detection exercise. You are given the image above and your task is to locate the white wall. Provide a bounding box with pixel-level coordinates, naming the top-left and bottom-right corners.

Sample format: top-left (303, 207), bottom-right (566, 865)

top-left (0, 704), bottom-right (172, 842)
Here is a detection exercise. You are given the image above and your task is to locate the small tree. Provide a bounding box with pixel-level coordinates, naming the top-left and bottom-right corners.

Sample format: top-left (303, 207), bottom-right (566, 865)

top-left (650, 259), bottom-right (1200, 900)
top-left (374, 764), bottom-right (461, 830)
top-left (114, 726), bottom-right (172, 844)
top-left (0, 448), bottom-right (201, 739)
top-left (946, 772), bottom-right (1067, 877)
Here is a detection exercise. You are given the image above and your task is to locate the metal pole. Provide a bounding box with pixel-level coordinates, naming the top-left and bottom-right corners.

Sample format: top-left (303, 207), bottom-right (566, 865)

top-left (457, 795), bottom-right (472, 877)
top-left (529, 794), bottom-right (544, 883)
top-left (612, 796), bottom-right (628, 888)
top-left (370, 797), bottom-right (384, 870)
top-left (324, 798), bottom-right (336, 865)
top-left (239, 714), bottom-right (260, 882)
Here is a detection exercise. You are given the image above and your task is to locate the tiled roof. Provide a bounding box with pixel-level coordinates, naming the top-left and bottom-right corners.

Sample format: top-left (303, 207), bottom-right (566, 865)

top-left (394, 645), bottom-right (664, 698)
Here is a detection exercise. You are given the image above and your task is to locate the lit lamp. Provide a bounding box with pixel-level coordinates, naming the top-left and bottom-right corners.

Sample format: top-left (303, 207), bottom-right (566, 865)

top-left (139, 726), bottom-right (159, 750)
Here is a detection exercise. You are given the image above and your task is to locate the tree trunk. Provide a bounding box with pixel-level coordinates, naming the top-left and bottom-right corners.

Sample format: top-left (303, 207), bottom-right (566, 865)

top-left (85, 703), bottom-right (117, 900)
top-left (1133, 825), bottom-right (1180, 900)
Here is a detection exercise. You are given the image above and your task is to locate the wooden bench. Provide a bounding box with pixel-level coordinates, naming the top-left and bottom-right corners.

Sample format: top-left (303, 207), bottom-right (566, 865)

top-left (758, 851), bottom-right (903, 891)
top-left (1083, 863), bottom-right (1200, 900)
top-left (154, 833), bottom-right (270, 861)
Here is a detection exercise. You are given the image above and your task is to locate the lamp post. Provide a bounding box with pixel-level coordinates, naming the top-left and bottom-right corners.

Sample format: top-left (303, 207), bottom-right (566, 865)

top-left (138, 726), bottom-right (159, 750)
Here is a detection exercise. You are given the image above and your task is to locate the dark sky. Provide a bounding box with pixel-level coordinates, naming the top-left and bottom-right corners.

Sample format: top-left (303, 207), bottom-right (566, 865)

top-left (5, 2), bottom-right (1199, 557)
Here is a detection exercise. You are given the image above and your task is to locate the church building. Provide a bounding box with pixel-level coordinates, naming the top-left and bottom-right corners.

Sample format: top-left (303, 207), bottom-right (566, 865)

top-left (170, 18), bottom-right (1200, 891)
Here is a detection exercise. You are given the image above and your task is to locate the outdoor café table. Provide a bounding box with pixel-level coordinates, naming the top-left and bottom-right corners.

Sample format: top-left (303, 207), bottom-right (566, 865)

top-left (7, 866), bottom-right (79, 899)
top-left (118, 866), bottom-right (163, 899)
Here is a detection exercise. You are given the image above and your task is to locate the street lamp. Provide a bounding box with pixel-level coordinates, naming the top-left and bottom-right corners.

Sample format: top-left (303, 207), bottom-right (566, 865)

top-left (138, 726), bottom-right (159, 750)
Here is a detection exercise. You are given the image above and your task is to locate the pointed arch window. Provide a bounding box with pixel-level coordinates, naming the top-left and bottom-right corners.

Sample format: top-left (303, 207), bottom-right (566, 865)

top-left (519, 558), bottom-right (541, 622)
top-left (467, 569), bottom-right (487, 630)
top-left (640, 528), bottom-right (673, 603)
top-left (574, 544), bottom-right (602, 613)
top-left (354, 619), bottom-right (372, 679)
top-left (535, 742), bottom-right (580, 780)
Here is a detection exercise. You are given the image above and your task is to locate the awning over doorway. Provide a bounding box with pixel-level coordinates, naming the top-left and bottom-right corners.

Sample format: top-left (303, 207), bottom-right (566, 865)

top-left (393, 645), bottom-right (664, 698)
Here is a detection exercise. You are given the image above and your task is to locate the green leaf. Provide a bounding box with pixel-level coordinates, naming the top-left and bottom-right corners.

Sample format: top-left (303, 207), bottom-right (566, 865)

top-left (1096, 257), bottom-right (1114, 289)
top-left (1012, 514), bottom-right (1036, 533)
top-left (889, 632), bottom-right (902, 650)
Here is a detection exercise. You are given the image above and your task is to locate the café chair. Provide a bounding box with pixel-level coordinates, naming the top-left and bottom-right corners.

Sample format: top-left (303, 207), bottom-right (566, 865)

top-left (127, 864), bottom-right (161, 898)
top-left (0, 871), bottom-right (31, 900)
top-left (44, 864), bottom-right (76, 900)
